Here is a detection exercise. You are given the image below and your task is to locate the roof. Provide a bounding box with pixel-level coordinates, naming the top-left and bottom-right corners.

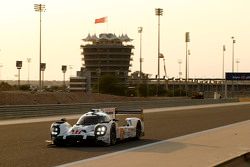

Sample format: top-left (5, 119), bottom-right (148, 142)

top-left (82, 33), bottom-right (133, 42)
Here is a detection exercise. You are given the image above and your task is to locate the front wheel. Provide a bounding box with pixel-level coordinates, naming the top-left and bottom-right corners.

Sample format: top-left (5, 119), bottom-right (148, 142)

top-left (53, 139), bottom-right (64, 146)
top-left (109, 125), bottom-right (116, 145)
top-left (135, 121), bottom-right (142, 140)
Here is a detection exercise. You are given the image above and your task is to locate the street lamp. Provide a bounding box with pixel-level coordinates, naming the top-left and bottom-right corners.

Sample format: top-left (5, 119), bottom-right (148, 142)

top-left (62, 65), bottom-right (67, 88)
top-left (16, 61), bottom-right (22, 89)
top-left (222, 45), bottom-right (226, 79)
top-left (27, 58), bottom-right (31, 85)
top-left (185, 32), bottom-right (190, 96)
top-left (138, 26), bottom-right (143, 79)
top-left (155, 8), bottom-right (163, 96)
top-left (34, 4), bottom-right (46, 91)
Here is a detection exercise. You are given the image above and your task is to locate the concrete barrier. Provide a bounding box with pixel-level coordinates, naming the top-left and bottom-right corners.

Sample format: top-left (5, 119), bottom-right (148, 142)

top-left (0, 98), bottom-right (239, 120)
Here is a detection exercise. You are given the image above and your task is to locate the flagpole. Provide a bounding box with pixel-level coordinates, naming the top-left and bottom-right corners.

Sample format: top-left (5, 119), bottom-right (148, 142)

top-left (106, 16), bottom-right (109, 33)
top-left (95, 17), bottom-right (108, 33)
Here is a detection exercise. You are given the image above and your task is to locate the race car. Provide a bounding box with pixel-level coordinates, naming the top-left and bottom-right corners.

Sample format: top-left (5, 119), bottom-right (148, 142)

top-left (49, 108), bottom-right (144, 146)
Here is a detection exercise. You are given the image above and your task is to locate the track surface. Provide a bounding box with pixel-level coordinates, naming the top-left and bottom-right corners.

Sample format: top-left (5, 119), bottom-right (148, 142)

top-left (1, 104), bottom-right (250, 167)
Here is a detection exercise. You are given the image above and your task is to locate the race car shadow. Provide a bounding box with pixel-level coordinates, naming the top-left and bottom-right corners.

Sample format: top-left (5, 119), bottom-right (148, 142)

top-left (47, 138), bottom-right (161, 153)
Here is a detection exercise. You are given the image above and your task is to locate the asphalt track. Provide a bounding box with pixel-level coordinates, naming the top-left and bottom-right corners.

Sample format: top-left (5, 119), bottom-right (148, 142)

top-left (1, 104), bottom-right (250, 167)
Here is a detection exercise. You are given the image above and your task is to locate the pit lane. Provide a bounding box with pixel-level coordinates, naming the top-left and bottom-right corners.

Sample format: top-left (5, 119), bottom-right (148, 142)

top-left (1, 103), bottom-right (250, 167)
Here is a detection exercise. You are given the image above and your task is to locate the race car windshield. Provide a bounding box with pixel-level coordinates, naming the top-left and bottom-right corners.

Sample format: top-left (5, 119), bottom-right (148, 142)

top-left (76, 116), bottom-right (109, 125)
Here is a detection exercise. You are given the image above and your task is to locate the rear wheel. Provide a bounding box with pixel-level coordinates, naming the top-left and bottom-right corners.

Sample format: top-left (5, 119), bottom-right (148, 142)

top-left (135, 121), bottom-right (142, 140)
top-left (109, 124), bottom-right (116, 145)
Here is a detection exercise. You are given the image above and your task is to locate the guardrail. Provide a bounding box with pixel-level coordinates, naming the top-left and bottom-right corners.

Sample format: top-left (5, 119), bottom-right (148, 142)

top-left (0, 98), bottom-right (239, 120)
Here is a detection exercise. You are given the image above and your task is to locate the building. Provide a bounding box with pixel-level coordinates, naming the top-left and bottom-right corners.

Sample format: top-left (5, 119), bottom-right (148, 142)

top-left (69, 33), bottom-right (134, 92)
top-left (81, 33), bottom-right (133, 82)
top-left (69, 71), bottom-right (90, 92)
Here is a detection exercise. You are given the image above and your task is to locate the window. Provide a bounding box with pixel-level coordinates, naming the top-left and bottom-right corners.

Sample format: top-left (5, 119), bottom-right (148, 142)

top-left (77, 115), bottom-right (110, 125)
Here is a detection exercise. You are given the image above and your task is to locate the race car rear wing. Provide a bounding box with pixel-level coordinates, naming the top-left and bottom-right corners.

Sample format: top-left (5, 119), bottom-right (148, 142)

top-left (102, 108), bottom-right (144, 121)
top-left (116, 108), bottom-right (144, 121)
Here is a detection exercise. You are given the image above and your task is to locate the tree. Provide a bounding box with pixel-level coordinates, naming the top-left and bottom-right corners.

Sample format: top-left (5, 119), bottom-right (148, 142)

top-left (99, 74), bottom-right (126, 96)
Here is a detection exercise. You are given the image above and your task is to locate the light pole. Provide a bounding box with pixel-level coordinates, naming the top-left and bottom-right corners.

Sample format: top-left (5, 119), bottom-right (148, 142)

top-left (222, 45), bottom-right (226, 79)
top-left (185, 32), bottom-right (190, 96)
top-left (27, 58), bottom-right (31, 85)
top-left (155, 8), bottom-right (163, 96)
top-left (41, 63), bottom-right (46, 89)
top-left (178, 59), bottom-right (182, 79)
top-left (231, 37), bottom-right (236, 96)
top-left (232, 37), bottom-right (236, 73)
top-left (188, 49), bottom-right (191, 79)
top-left (34, 4), bottom-right (46, 91)
top-left (138, 26), bottom-right (143, 79)
top-left (236, 58), bottom-right (240, 72)
top-left (236, 58), bottom-right (240, 92)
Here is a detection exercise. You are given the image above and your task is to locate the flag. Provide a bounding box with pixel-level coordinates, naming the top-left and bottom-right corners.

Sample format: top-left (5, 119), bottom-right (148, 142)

top-left (95, 17), bottom-right (107, 24)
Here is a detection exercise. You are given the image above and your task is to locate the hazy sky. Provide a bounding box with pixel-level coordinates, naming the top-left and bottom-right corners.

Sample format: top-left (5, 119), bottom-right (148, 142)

top-left (0, 0), bottom-right (249, 81)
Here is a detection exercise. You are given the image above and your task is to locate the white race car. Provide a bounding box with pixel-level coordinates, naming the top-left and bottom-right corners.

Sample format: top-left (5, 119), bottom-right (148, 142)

top-left (49, 108), bottom-right (144, 146)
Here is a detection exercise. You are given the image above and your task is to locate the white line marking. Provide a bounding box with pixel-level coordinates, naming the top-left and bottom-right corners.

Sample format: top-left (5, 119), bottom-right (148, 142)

top-left (56, 120), bottom-right (250, 167)
top-left (1, 102), bottom-right (250, 126)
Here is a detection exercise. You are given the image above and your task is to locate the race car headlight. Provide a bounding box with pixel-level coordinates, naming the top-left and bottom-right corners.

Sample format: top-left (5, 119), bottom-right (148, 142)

top-left (95, 125), bottom-right (107, 136)
top-left (51, 126), bottom-right (60, 136)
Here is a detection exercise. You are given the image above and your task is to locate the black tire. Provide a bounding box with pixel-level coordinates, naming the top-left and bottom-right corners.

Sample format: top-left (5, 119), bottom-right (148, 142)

top-left (135, 121), bottom-right (142, 140)
top-left (109, 124), bottom-right (116, 145)
top-left (53, 140), bottom-right (63, 146)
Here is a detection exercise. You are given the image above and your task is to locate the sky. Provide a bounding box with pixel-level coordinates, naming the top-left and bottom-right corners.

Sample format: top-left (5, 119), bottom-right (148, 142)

top-left (0, 0), bottom-right (250, 81)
